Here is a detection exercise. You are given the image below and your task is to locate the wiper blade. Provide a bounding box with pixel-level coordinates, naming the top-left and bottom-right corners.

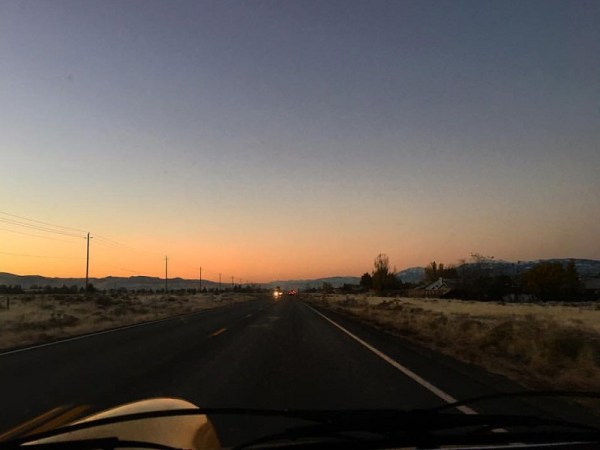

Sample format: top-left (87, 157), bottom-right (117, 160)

top-left (0, 437), bottom-right (182, 450)
top-left (231, 408), bottom-right (600, 450)
top-left (427, 390), bottom-right (600, 414)
top-left (232, 428), bottom-right (600, 450)
top-left (232, 421), bottom-right (600, 450)
top-left (1, 408), bottom-right (414, 446)
top-left (3, 404), bottom-right (599, 449)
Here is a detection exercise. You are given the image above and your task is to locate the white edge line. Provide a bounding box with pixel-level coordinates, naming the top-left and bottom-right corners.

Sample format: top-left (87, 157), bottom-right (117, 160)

top-left (0, 308), bottom-right (218, 357)
top-left (304, 303), bottom-right (478, 415)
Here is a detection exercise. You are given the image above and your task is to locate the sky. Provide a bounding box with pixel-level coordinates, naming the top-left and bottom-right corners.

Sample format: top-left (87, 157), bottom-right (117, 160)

top-left (0, 0), bottom-right (599, 282)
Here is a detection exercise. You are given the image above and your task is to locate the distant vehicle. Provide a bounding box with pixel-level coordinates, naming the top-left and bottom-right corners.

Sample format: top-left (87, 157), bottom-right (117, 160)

top-left (287, 289), bottom-right (297, 296)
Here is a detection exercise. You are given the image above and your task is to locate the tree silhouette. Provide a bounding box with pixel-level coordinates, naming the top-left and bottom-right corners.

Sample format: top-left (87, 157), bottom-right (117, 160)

top-left (360, 272), bottom-right (373, 289)
top-left (371, 253), bottom-right (399, 293)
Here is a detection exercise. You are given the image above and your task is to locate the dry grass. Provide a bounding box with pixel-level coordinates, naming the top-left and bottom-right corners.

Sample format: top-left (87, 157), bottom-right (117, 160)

top-left (307, 294), bottom-right (600, 393)
top-left (0, 292), bottom-right (255, 352)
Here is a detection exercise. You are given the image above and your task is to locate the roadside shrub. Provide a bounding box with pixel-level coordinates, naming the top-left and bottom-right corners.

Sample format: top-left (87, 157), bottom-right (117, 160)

top-left (50, 313), bottom-right (79, 328)
top-left (459, 318), bottom-right (484, 333)
top-left (481, 321), bottom-right (515, 352)
top-left (589, 340), bottom-right (600, 367)
top-left (93, 314), bottom-right (114, 323)
top-left (429, 314), bottom-right (449, 331)
top-left (546, 329), bottom-right (586, 363)
top-left (112, 305), bottom-right (130, 316)
top-left (39, 302), bottom-right (56, 311)
top-left (13, 313), bottom-right (79, 331)
top-left (95, 295), bottom-right (115, 307)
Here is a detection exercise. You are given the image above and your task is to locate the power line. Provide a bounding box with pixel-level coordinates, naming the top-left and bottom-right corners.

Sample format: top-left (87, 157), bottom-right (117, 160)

top-left (92, 238), bottom-right (124, 251)
top-left (0, 211), bottom-right (232, 282)
top-left (93, 235), bottom-right (127, 248)
top-left (0, 251), bottom-right (84, 260)
top-left (0, 217), bottom-right (84, 238)
top-left (1, 211), bottom-right (185, 265)
top-left (0, 211), bottom-right (88, 233)
top-left (92, 238), bottom-right (160, 259)
top-left (93, 234), bottom-right (164, 258)
top-left (0, 227), bottom-right (81, 244)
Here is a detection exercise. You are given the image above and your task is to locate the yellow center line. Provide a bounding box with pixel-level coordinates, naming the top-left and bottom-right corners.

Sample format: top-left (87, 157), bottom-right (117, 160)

top-left (0, 406), bottom-right (67, 442)
top-left (210, 327), bottom-right (227, 337)
top-left (26, 404), bottom-right (90, 437)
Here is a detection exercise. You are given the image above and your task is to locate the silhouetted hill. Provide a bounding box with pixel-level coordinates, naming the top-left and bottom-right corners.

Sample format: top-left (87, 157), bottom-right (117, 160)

top-left (395, 267), bottom-right (425, 283)
top-left (0, 273), bottom-right (218, 290)
top-left (0, 259), bottom-right (597, 291)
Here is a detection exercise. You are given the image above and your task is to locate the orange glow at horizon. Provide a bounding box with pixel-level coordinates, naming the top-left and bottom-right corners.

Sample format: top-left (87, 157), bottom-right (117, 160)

top-left (2, 214), bottom-right (599, 284)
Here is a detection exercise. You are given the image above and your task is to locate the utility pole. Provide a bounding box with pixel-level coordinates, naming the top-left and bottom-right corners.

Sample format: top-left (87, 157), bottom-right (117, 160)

top-left (165, 256), bottom-right (168, 293)
top-left (199, 266), bottom-right (202, 291)
top-left (231, 276), bottom-right (234, 289)
top-left (85, 232), bottom-right (92, 292)
top-left (218, 273), bottom-right (221, 292)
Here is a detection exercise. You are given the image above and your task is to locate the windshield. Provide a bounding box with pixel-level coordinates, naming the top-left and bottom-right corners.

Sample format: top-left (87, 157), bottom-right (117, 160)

top-left (0, 1), bottom-right (599, 448)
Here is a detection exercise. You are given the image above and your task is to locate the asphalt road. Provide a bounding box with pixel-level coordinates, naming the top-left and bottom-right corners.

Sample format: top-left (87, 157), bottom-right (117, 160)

top-left (0, 295), bottom-right (596, 446)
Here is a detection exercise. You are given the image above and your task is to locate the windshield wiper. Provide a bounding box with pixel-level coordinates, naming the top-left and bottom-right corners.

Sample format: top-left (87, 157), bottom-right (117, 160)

top-left (231, 411), bottom-right (600, 449)
top-left (0, 437), bottom-right (182, 450)
top-left (228, 392), bottom-right (600, 450)
top-left (3, 392), bottom-right (600, 450)
top-left (426, 390), bottom-right (600, 413)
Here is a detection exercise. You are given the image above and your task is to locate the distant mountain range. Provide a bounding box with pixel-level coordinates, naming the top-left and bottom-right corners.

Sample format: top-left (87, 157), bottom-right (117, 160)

top-left (514, 259), bottom-right (600, 276)
top-left (0, 259), bottom-right (598, 291)
top-left (0, 273), bottom-right (219, 291)
top-left (455, 258), bottom-right (600, 278)
top-left (395, 266), bottom-right (426, 283)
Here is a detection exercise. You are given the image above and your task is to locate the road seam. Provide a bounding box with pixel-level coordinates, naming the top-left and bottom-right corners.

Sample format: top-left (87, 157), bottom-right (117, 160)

top-left (305, 303), bottom-right (478, 415)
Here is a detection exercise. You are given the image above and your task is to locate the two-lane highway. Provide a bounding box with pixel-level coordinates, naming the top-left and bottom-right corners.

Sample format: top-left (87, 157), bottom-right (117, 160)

top-left (0, 295), bottom-right (596, 446)
top-left (0, 298), bottom-right (269, 434)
